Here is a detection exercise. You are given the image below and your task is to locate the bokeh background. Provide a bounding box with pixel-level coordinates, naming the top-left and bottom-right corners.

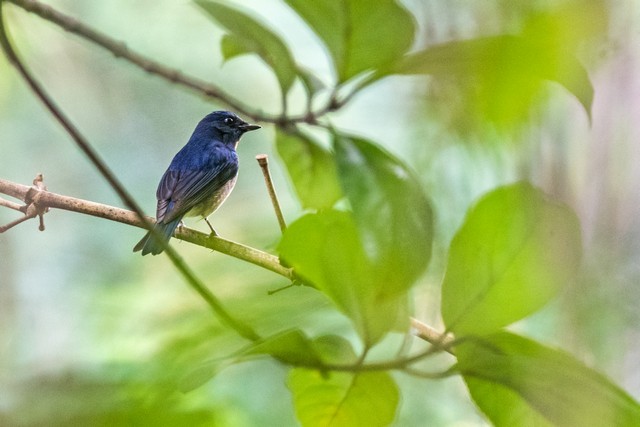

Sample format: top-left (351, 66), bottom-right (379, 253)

top-left (1, 0), bottom-right (639, 425)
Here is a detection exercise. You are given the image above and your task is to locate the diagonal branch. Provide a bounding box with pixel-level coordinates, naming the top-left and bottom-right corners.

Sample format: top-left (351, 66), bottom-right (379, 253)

top-left (0, 196), bottom-right (23, 212)
top-left (0, 175), bottom-right (452, 352)
top-left (0, 176), bottom-right (293, 278)
top-left (5, 0), bottom-right (344, 124)
top-left (5, 0), bottom-right (257, 118)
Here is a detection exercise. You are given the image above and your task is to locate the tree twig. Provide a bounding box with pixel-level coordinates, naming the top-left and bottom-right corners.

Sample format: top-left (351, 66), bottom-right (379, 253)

top-left (256, 154), bottom-right (287, 233)
top-left (4, 0), bottom-right (345, 125)
top-left (0, 176), bottom-right (454, 352)
top-left (0, 176), bottom-right (293, 279)
top-left (410, 318), bottom-right (455, 355)
top-left (0, 196), bottom-right (23, 212)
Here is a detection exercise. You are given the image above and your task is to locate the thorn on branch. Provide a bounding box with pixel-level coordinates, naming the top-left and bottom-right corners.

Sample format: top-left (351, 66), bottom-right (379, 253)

top-left (0, 173), bottom-right (49, 233)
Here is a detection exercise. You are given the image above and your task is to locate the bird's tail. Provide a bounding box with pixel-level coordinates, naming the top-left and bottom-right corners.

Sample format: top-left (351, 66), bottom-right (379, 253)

top-left (133, 218), bottom-right (181, 256)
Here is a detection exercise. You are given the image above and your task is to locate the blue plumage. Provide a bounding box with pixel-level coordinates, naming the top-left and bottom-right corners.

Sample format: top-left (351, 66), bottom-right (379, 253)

top-left (134, 111), bottom-right (260, 255)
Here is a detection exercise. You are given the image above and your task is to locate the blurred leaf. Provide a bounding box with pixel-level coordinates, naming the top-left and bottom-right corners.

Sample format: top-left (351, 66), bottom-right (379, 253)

top-left (180, 330), bottom-right (326, 392)
top-left (441, 182), bottom-right (582, 335)
top-left (180, 359), bottom-right (229, 393)
top-left (288, 368), bottom-right (399, 427)
top-left (278, 210), bottom-right (404, 344)
top-left (395, 35), bottom-right (593, 122)
top-left (284, 0), bottom-right (415, 82)
top-left (196, 0), bottom-right (297, 94)
top-left (220, 34), bottom-right (250, 61)
top-left (456, 332), bottom-right (640, 426)
top-left (334, 134), bottom-right (433, 294)
top-left (463, 377), bottom-right (553, 427)
top-left (312, 335), bottom-right (358, 365)
top-left (276, 129), bottom-right (343, 210)
top-left (245, 329), bottom-right (322, 366)
top-left (297, 66), bottom-right (328, 99)
top-left (11, 372), bottom-right (221, 426)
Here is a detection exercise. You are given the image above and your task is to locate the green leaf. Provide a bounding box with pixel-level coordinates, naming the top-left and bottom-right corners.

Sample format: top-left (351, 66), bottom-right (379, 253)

top-left (276, 129), bottom-right (343, 210)
top-left (284, 0), bottom-right (415, 82)
top-left (395, 35), bottom-right (593, 121)
top-left (311, 335), bottom-right (358, 365)
top-left (180, 329), bottom-right (323, 392)
top-left (456, 332), bottom-right (640, 426)
top-left (441, 182), bottom-right (582, 335)
top-left (334, 134), bottom-right (433, 294)
top-left (180, 358), bottom-right (230, 393)
top-left (288, 369), bottom-right (399, 427)
top-left (278, 210), bottom-right (404, 344)
top-left (297, 66), bottom-right (327, 99)
top-left (464, 377), bottom-right (554, 427)
top-left (244, 329), bottom-right (322, 366)
top-left (196, 0), bottom-right (297, 94)
top-left (220, 34), bottom-right (250, 61)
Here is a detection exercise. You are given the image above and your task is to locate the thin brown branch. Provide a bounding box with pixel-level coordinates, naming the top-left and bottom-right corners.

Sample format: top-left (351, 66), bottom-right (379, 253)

top-left (0, 175), bottom-right (452, 352)
top-left (256, 154), bottom-right (287, 233)
top-left (0, 207), bottom-right (36, 232)
top-left (0, 177), bottom-right (293, 279)
top-left (410, 318), bottom-right (455, 355)
top-left (0, 196), bottom-right (23, 212)
top-left (5, 0), bottom-right (256, 117)
top-left (4, 0), bottom-right (343, 124)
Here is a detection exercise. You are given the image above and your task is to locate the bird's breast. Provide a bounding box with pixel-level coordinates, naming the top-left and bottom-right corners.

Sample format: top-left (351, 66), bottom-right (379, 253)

top-left (186, 175), bottom-right (238, 219)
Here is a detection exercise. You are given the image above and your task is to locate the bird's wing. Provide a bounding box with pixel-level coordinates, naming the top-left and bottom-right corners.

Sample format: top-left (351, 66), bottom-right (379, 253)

top-left (155, 158), bottom-right (238, 224)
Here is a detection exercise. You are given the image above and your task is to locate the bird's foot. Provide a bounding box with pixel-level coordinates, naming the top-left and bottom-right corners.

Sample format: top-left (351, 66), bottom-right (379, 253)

top-left (204, 218), bottom-right (218, 237)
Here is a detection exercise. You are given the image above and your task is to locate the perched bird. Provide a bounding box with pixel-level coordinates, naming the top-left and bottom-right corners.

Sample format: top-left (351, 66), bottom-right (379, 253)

top-left (134, 111), bottom-right (260, 256)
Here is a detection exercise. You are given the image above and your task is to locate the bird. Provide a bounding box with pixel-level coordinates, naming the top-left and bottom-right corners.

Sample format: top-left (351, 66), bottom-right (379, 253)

top-left (133, 111), bottom-right (260, 256)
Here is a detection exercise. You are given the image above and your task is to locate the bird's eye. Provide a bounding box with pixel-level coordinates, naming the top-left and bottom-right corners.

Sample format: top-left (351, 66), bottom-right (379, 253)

top-left (223, 117), bottom-right (235, 125)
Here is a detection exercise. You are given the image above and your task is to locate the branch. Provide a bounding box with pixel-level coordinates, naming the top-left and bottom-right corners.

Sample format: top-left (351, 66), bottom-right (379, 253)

top-left (0, 176), bottom-right (455, 354)
top-left (0, 176), bottom-right (293, 279)
top-left (5, 0), bottom-right (344, 124)
top-left (256, 154), bottom-right (287, 233)
top-left (411, 318), bottom-right (455, 355)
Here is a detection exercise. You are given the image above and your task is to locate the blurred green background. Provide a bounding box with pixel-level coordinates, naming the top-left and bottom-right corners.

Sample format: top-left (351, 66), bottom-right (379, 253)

top-left (1, 0), bottom-right (639, 425)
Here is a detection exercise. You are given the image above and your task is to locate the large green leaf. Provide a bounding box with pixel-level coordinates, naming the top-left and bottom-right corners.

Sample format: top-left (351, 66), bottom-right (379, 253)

top-left (395, 35), bottom-right (593, 121)
top-left (276, 129), bottom-right (343, 210)
top-left (464, 377), bottom-right (553, 427)
top-left (441, 183), bottom-right (582, 336)
top-left (220, 34), bottom-right (251, 61)
top-left (288, 368), bottom-right (399, 427)
top-left (278, 210), bottom-right (406, 345)
top-left (311, 335), bottom-right (358, 365)
top-left (334, 135), bottom-right (433, 294)
top-left (456, 332), bottom-right (640, 426)
top-left (196, 1), bottom-right (297, 94)
top-left (283, 0), bottom-right (415, 82)
top-left (244, 329), bottom-right (323, 366)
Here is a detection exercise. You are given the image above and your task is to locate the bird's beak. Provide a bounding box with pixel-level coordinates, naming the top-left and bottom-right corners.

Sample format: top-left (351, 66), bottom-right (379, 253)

top-left (240, 123), bottom-right (261, 132)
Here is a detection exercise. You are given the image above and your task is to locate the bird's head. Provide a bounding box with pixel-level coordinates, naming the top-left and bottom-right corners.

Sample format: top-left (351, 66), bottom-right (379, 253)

top-left (196, 111), bottom-right (260, 147)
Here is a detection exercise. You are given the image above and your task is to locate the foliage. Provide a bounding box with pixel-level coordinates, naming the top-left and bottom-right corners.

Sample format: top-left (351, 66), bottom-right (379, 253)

top-left (2, 0), bottom-right (638, 426)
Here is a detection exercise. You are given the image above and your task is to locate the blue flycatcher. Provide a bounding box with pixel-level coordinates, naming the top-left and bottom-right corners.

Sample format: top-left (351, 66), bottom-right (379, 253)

top-left (134, 111), bottom-right (260, 255)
